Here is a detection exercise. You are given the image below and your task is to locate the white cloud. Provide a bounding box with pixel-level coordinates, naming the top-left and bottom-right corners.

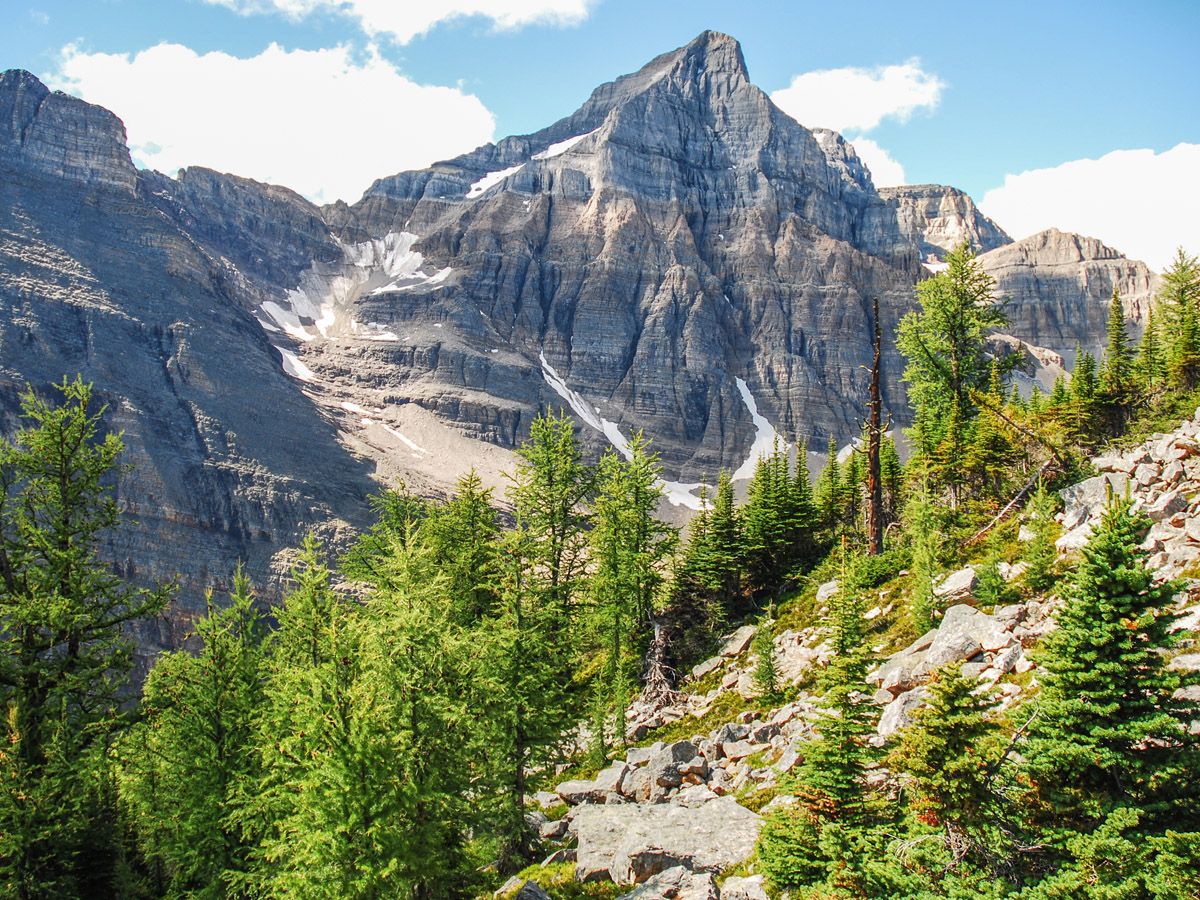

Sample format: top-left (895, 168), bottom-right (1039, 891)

top-left (771, 58), bottom-right (943, 133)
top-left (204, 0), bottom-right (595, 43)
top-left (46, 42), bottom-right (496, 204)
top-left (848, 137), bottom-right (905, 188)
top-left (979, 143), bottom-right (1200, 272)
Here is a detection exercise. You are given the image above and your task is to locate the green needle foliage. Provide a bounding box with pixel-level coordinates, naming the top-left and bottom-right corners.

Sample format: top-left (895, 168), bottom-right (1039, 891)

top-left (119, 569), bottom-right (266, 898)
top-left (0, 377), bottom-right (170, 897)
top-left (1025, 496), bottom-right (1200, 833)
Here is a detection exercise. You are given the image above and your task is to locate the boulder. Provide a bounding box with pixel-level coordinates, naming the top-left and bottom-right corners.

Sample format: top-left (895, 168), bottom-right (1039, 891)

top-left (935, 566), bottom-right (977, 600)
top-left (816, 579), bottom-right (840, 603)
top-left (1059, 473), bottom-right (1129, 527)
top-left (626, 745), bottom-right (658, 766)
top-left (1147, 491), bottom-right (1188, 523)
top-left (598, 762), bottom-right (631, 794)
top-left (722, 875), bottom-right (770, 900)
top-left (1169, 654), bottom-right (1200, 672)
top-left (691, 656), bottom-right (724, 681)
top-left (646, 741), bottom-right (698, 801)
top-left (1133, 462), bottom-right (1161, 487)
top-left (617, 866), bottom-right (719, 900)
top-left (913, 605), bottom-right (1010, 679)
top-left (1056, 524), bottom-right (1093, 553)
top-left (557, 778), bottom-right (608, 805)
top-left (572, 797), bottom-right (762, 885)
top-left (877, 687), bottom-right (928, 740)
top-left (720, 740), bottom-right (766, 761)
top-left (720, 625), bottom-right (757, 658)
top-left (517, 882), bottom-right (553, 900)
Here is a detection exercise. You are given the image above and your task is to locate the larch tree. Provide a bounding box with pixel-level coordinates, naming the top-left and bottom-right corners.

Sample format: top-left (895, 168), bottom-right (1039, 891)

top-left (0, 377), bottom-right (170, 898)
top-left (119, 569), bottom-right (267, 898)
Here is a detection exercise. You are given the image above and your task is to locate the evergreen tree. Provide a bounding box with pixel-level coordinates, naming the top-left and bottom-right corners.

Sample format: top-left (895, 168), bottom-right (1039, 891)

top-left (0, 377), bottom-right (170, 897)
top-left (476, 525), bottom-right (576, 872)
top-left (889, 663), bottom-right (1014, 879)
top-left (507, 411), bottom-right (593, 622)
top-left (794, 553), bottom-right (876, 822)
top-left (1021, 480), bottom-right (1060, 593)
top-left (119, 569), bottom-right (266, 897)
top-left (1134, 308), bottom-right (1167, 393)
top-left (1066, 348), bottom-right (1100, 444)
top-left (250, 533), bottom-right (477, 898)
top-left (587, 435), bottom-right (676, 749)
top-left (905, 485), bottom-right (943, 631)
top-left (1160, 248), bottom-right (1200, 390)
top-left (1100, 287), bottom-right (1133, 401)
top-left (1025, 496), bottom-right (1200, 834)
top-left (897, 242), bottom-right (1007, 501)
top-left (814, 436), bottom-right (842, 534)
top-left (752, 620), bottom-right (779, 699)
top-left (879, 435), bottom-right (904, 529)
top-left (743, 440), bottom-right (819, 592)
top-left (423, 469), bottom-right (499, 624)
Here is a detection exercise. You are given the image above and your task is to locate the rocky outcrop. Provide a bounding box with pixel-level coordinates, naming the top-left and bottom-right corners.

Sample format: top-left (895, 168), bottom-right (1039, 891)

top-left (1061, 409), bottom-right (1200, 579)
top-left (571, 797), bottom-right (761, 885)
top-left (978, 229), bottom-right (1159, 366)
top-left (879, 184), bottom-right (1011, 266)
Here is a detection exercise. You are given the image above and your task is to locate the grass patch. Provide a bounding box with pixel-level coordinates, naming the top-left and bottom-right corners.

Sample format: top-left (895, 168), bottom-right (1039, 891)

top-left (497, 861), bottom-right (623, 900)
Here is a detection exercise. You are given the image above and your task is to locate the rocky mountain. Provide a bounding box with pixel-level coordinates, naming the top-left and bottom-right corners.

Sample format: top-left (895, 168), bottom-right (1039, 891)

top-left (0, 33), bottom-right (1165, 659)
top-left (977, 228), bottom-right (1159, 366)
top-left (0, 69), bottom-right (376, 663)
top-left (879, 183), bottom-right (1011, 267)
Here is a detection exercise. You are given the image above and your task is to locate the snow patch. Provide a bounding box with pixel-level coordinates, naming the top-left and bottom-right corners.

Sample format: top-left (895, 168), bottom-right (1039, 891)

top-left (732, 377), bottom-right (782, 481)
top-left (466, 163), bottom-right (525, 199)
top-left (260, 232), bottom-right (450, 343)
top-left (539, 352), bottom-right (708, 509)
top-left (382, 424), bottom-right (427, 455)
top-left (532, 129), bottom-right (596, 160)
top-left (277, 347), bottom-right (316, 382)
top-left (340, 401), bottom-right (371, 416)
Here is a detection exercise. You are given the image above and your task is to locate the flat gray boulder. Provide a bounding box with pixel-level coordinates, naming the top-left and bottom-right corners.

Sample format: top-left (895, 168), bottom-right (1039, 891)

top-left (617, 866), bottom-right (719, 900)
top-left (572, 797), bottom-right (761, 885)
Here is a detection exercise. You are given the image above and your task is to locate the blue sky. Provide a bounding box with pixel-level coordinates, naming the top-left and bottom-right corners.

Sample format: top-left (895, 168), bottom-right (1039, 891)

top-left (3, 0), bottom-right (1197, 268)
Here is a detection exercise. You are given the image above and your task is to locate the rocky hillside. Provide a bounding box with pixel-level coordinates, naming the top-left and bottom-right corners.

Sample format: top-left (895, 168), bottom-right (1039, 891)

top-left (502, 409), bottom-right (1200, 899)
top-left (0, 33), bottom-right (1166, 659)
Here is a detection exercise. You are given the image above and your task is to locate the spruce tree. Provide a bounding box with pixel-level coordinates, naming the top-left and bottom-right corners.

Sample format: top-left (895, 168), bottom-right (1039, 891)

top-left (905, 485), bottom-right (943, 631)
top-left (119, 569), bottom-right (266, 897)
top-left (897, 241), bottom-right (1006, 500)
top-left (1021, 480), bottom-right (1060, 593)
top-left (752, 620), bottom-right (779, 699)
top-left (814, 436), bottom-right (842, 534)
top-left (1100, 287), bottom-right (1133, 401)
top-left (423, 469), bottom-right (499, 624)
top-left (1025, 496), bottom-right (1200, 832)
top-left (0, 377), bottom-right (170, 896)
top-left (1134, 308), bottom-right (1167, 393)
top-left (889, 663), bottom-right (1014, 879)
top-left (1160, 248), bottom-right (1200, 390)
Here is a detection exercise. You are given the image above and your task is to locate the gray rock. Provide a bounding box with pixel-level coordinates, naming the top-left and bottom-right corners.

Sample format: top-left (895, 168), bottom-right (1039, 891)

top-left (935, 566), bottom-right (978, 600)
top-left (816, 579), bottom-right (840, 603)
top-left (690, 656), bottom-right (724, 680)
top-left (617, 866), bottom-right (719, 900)
top-left (516, 882), bottom-right (553, 900)
top-left (877, 687), bottom-right (928, 740)
top-left (572, 796), bottom-right (761, 884)
top-left (721, 874), bottom-right (770, 900)
top-left (720, 625), bottom-right (758, 658)
top-left (646, 741), bottom-right (698, 801)
top-left (1147, 491), bottom-right (1188, 522)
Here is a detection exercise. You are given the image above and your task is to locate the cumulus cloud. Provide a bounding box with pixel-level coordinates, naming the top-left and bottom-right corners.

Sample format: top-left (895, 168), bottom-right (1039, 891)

top-left (46, 42), bottom-right (496, 204)
top-left (848, 137), bottom-right (905, 188)
top-left (771, 59), bottom-right (943, 134)
top-left (204, 0), bottom-right (595, 43)
top-left (979, 143), bottom-right (1200, 272)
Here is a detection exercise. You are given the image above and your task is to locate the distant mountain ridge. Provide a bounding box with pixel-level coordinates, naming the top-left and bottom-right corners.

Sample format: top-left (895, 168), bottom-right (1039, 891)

top-left (0, 33), bottom-right (1159, 659)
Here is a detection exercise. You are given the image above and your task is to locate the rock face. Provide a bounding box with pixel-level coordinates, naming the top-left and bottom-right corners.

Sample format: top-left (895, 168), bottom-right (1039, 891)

top-left (0, 70), bottom-right (376, 669)
top-left (0, 33), bottom-right (1154, 661)
top-left (879, 184), bottom-right (1011, 266)
top-left (978, 229), bottom-right (1159, 366)
top-left (316, 31), bottom-right (923, 483)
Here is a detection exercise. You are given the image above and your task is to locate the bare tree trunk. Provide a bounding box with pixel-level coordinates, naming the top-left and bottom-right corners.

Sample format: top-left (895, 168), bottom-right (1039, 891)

top-left (866, 296), bottom-right (885, 555)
